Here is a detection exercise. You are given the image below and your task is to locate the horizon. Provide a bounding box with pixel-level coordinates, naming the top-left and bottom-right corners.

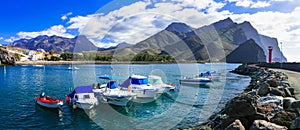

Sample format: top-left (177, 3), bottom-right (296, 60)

top-left (0, 0), bottom-right (299, 62)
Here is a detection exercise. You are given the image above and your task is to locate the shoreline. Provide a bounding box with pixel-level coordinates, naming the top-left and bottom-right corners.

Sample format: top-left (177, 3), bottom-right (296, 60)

top-left (198, 64), bottom-right (300, 129)
top-left (14, 60), bottom-right (208, 65)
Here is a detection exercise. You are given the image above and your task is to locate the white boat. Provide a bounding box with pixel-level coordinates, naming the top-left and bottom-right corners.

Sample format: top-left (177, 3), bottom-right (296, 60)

top-left (67, 66), bottom-right (79, 70)
top-left (35, 93), bottom-right (63, 108)
top-left (68, 86), bottom-right (99, 109)
top-left (120, 75), bottom-right (159, 103)
top-left (180, 71), bottom-right (213, 84)
top-left (100, 81), bottom-right (136, 106)
top-left (148, 75), bottom-right (175, 93)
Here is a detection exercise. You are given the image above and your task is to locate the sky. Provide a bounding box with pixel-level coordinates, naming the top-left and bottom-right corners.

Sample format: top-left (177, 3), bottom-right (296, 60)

top-left (0, 0), bottom-right (300, 62)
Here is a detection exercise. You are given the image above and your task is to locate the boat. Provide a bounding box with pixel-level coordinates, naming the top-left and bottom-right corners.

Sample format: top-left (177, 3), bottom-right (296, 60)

top-left (180, 71), bottom-right (213, 84)
top-left (120, 75), bottom-right (159, 103)
top-left (35, 92), bottom-right (63, 108)
top-left (96, 80), bottom-right (136, 106)
top-left (68, 86), bottom-right (99, 109)
top-left (148, 75), bottom-right (175, 93)
top-left (67, 66), bottom-right (79, 70)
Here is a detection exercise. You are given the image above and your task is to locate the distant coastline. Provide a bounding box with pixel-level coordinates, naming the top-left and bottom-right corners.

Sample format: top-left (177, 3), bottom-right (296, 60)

top-left (15, 60), bottom-right (207, 65)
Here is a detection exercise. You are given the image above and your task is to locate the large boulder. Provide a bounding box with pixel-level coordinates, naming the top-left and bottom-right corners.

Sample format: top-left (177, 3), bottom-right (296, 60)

top-left (270, 109), bottom-right (298, 129)
top-left (257, 83), bottom-right (271, 96)
top-left (0, 47), bottom-right (16, 65)
top-left (225, 119), bottom-right (245, 130)
top-left (270, 88), bottom-right (285, 97)
top-left (225, 94), bottom-right (257, 118)
top-left (291, 117), bottom-right (300, 129)
top-left (283, 97), bottom-right (296, 110)
top-left (250, 120), bottom-right (288, 130)
top-left (267, 79), bottom-right (280, 87)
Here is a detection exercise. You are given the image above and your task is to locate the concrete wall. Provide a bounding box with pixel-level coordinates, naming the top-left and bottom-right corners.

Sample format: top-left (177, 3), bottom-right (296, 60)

top-left (257, 62), bottom-right (300, 72)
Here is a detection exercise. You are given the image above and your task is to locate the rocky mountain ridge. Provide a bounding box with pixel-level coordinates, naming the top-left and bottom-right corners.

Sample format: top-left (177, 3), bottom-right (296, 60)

top-left (10, 18), bottom-right (287, 63)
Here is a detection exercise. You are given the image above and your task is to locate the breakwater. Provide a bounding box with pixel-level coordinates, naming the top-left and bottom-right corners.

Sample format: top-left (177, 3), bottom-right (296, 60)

top-left (258, 63), bottom-right (300, 72)
top-left (199, 64), bottom-right (300, 129)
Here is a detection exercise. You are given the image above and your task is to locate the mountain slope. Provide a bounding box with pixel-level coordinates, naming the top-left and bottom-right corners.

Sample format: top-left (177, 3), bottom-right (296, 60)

top-left (225, 39), bottom-right (266, 63)
top-left (11, 35), bottom-right (98, 52)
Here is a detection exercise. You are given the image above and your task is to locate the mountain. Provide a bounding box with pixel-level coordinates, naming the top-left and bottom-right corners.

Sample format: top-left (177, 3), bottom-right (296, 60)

top-left (106, 17), bottom-right (286, 62)
top-left (9, 18), bottom-right (286, 63)
top-left (237, 21), bottom-right (287, 62)
top-left (225, 39), bottom-right (266, 63)
top-left (11, 35), bottom-right (98, 52)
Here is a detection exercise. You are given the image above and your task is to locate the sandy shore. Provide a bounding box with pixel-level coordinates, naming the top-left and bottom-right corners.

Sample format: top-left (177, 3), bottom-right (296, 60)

top-left (270, 68), bottom-right (300, 99)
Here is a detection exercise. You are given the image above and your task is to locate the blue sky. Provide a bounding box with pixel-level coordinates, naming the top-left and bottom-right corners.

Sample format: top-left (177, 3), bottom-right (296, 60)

top-left (0, 0), bottom-right (299, 61)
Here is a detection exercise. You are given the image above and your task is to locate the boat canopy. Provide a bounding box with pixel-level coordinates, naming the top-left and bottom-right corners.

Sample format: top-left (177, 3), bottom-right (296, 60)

top-left (99, 75), bottom-right (124, 80)
top-left (68, 86), bottom-right (93, 98)
top-left (106, 81), bottom-right (118, 89)
top-left (76, 86), bottom-right (93, 93)
top-left (131, 78), bottom-right (148, 85)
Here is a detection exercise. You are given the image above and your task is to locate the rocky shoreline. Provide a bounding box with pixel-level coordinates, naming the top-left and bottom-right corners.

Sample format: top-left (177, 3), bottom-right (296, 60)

top-left (198, 64), bottom-right (300, 130)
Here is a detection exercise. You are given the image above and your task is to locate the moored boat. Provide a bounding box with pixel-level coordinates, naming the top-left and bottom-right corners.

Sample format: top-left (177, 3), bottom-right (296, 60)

top-left (35, 93), bottom-right (63, 108)
top-left (99, 81), bottom-right (136, 106)
top-left (180, 71), bottom-right (213, 84)
top-left (148, 75), bottom-right (175, 93)
top-left (120, 75), bottom-right (159, 103)
top-left (68, 86), bottom-right (99, 109)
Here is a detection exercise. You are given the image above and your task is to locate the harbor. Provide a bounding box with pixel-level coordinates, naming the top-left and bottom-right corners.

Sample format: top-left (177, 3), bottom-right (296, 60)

top-left (0, 63), bottom-right (251, 129)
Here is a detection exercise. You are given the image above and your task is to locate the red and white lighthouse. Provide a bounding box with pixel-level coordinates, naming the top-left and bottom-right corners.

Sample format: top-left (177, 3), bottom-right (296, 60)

top-left (268, 46), bottom-right (273, 63)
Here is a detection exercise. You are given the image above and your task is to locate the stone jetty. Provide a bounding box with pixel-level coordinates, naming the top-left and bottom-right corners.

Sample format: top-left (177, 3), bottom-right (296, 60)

top-left (198, 64), bottom-right (300, 130)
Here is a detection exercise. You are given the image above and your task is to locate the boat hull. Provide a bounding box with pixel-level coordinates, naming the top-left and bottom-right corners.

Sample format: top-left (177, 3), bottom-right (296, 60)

top-left (102, 96), bottom-right (133, 106)
top-left (74, 102), bottom-right (95, 109)
top-left (36, 100), bottom-right (63, 108)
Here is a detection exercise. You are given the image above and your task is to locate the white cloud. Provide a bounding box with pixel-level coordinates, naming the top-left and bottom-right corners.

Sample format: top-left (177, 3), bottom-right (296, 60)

top-left (66, 0), bottom-right (227, 47)
top-left (250, 1), bottom-right (271, 8)
top-left (227, 0), bottom-right (272, 8)
top-left (0, 37), bottom-right (3, 40)
top-left (5, 25), bottom-right (75, 43)
top-left (61, 12), bottom-right (73, 21)
top-left (5, 36), bottom-right (18, 43)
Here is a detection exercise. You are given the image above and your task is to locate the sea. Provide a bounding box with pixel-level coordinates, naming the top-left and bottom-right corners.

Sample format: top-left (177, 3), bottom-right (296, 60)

top-left (0, 63), bottom-right (250, 129)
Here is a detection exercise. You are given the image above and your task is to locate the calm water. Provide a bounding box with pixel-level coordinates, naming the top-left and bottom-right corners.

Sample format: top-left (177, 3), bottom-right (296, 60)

top-left (0, 63), bottom-right (250, 129)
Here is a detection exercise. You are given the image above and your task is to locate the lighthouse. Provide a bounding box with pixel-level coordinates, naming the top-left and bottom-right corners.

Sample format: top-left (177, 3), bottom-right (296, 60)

top-left (268, 46), bottom-right (273, 63)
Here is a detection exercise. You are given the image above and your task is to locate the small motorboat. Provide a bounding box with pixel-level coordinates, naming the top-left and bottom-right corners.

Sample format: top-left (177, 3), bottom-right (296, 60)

top-left (120, 75), bottom-right (159, 103)
top-left (94, 76), bottom-right (136, 106)
top-left (68, 86), bottom-right (99, 109)
top-left (67, 66), bottom-right (79, 70)
top-left (35, 92), bottom-right (63, 108)
top-left (180, 71), bottom-right (213, 84)
top-left (148, 75), bottom-right (175, 93)
top-left (100, 81), bottom-right (136, 106)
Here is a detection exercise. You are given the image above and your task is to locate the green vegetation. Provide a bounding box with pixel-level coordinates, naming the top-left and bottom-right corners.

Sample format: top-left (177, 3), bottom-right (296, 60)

top-left (60, 52), bottom-right (73, 61)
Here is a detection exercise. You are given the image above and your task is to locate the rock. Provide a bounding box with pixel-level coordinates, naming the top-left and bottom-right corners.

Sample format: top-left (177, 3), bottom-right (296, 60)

top-left (225, 93), bottom-right (257, 118)
top-left (225, 119), bottom-right (245, 130)
top-left (288, 87), bottom-right (295, 95)
top-left (283, 87), bottom-right (293, 97)
top-left (290, 100), bottom-right (300, 109)
top-left (267, 79), bottom-right (280, 87)
top-left (257, 103), bottom-right (277, 117)
top-left (0, 47), bottom-right (16, 65)
top-left (270, 109), bottom-right (298, 129)
top-left (270, 88), bottom-right (285, 97)
top-left (283, 97), bottom-right (296, 110)
top-left (250, 120), bottom-right (288, 130)
top-left (257, 83), bottom-right (271, 96)
top-left (291, 117), bottom-right (300, 129)
top-left (257, 96), bottom-right (283, 106)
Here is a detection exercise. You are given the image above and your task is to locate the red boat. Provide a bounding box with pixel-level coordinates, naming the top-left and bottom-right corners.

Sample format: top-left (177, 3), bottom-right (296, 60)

top-left (35, 93), bottom-right (63, 108)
